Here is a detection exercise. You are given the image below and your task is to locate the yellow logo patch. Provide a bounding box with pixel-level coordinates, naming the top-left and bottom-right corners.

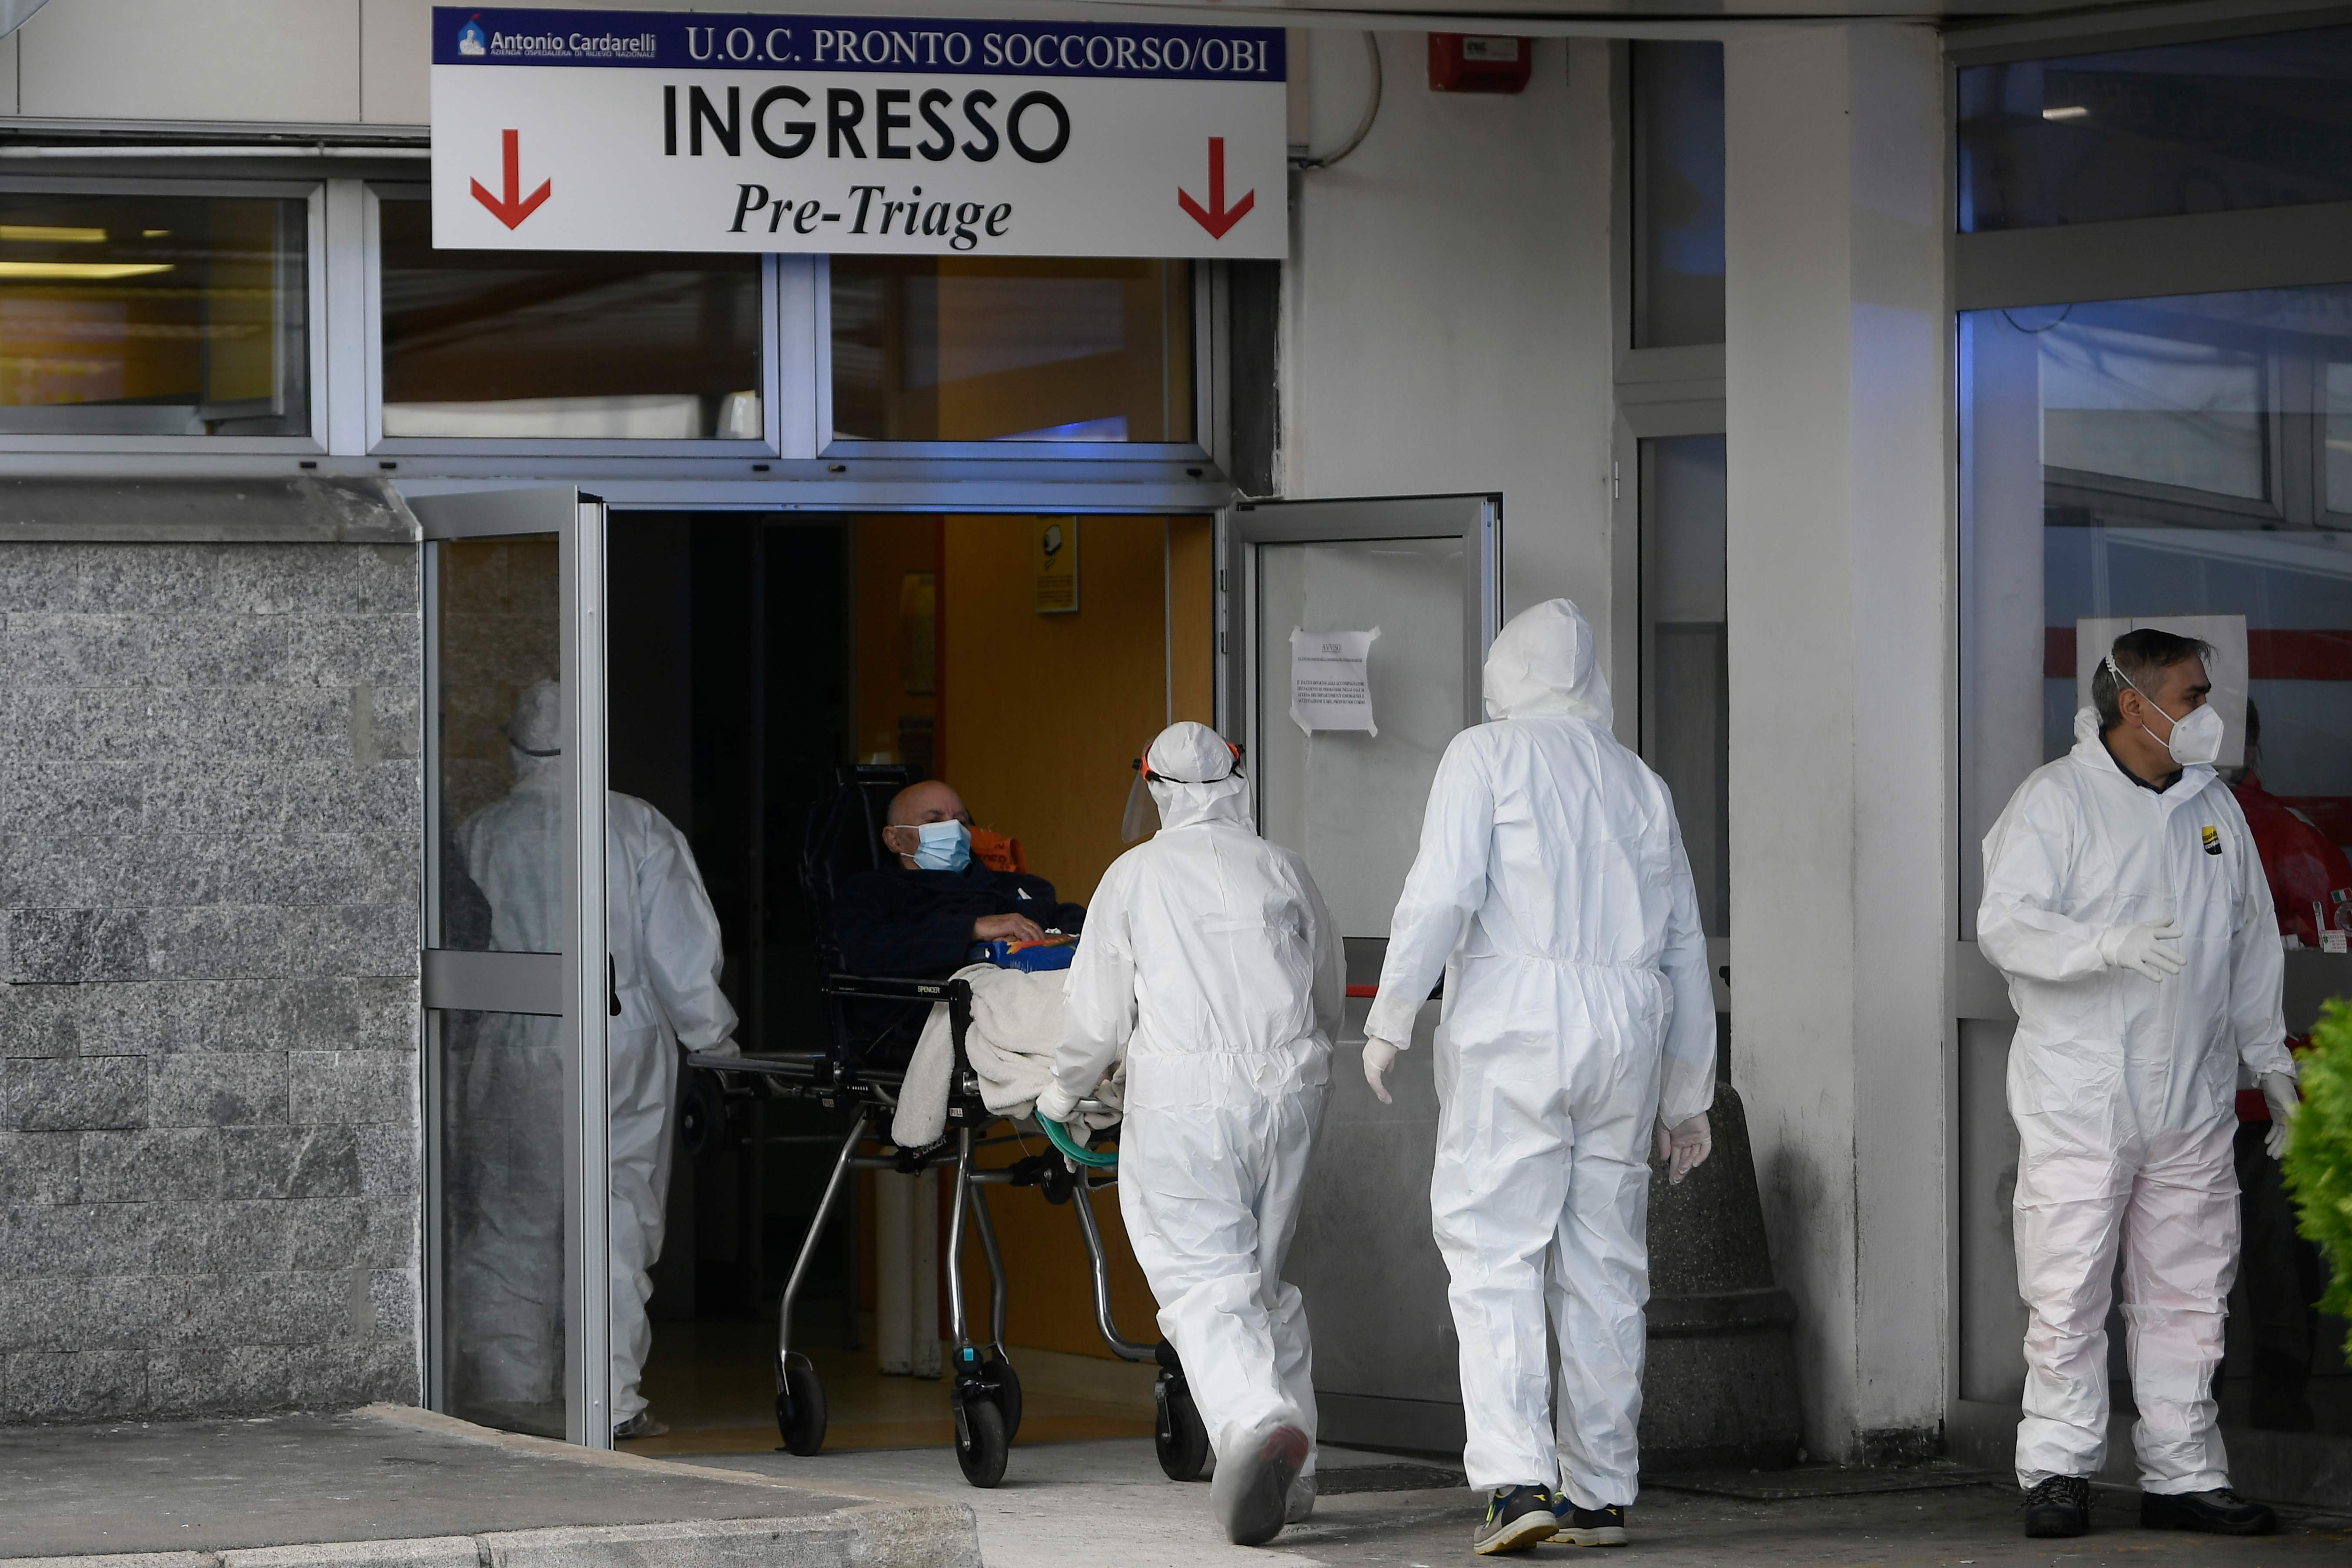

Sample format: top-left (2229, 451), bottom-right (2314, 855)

top-left (2202, 825), bottom-right (2221, 857)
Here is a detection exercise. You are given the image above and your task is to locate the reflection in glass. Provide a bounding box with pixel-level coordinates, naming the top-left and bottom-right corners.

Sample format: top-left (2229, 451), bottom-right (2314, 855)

top-left (433, 537), bottom-right (561, 951)
top-left (1630, 41), bottom-right (1725, 350)
top-left (1640, 434), bottom-right (1728, 939)
top-left (829, 256), bottom-right (1193, 441)
top-left (0, 191), bottom-right (309, 435)
top-left (437, 1006), bottom-right (566, 1439)
top-left (1960, 282), bottom-right (2352, 1446)
top-left (379, 201), bottom-right (762, 439)
top-left (1958, 25), bottom-right (2352, 232)
top-left (2326, 363), bottom-right (2352, 517)
top-left (1255, 537), bottom-right (1462, 938)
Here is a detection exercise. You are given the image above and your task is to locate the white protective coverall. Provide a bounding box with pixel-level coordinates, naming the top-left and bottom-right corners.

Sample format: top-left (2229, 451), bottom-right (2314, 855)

top-left (1979, 706), bottom-right (2291, 1493)
top-left (1366, 599), bottom-right (1715, 1508)
top-left (454, 681), bottom-right (738, 1429)
top-left (1048, 721), bottom-right (1346, 1478)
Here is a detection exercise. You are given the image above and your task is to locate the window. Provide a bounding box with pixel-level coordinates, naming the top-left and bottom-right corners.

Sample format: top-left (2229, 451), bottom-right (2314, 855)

top-left (1957, 25), bottom-right (2352, 233)
top-left (1629, 41), bottom-right (1725, 350)
top-left (0, 190), bottom-right (309, 437)
top-left (829, 256), bottom-right (1193, 443)
top-left (377, 199), bottom-right (763, 441)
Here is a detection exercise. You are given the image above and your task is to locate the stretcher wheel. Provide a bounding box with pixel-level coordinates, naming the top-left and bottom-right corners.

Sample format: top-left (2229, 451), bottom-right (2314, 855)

top-left (978, 1356), bottom-right (1023, 1441)
top-left (954, 1387), bottom-right (1010, 1488)
top-left (776, 1364), bottom-right (827, 1455)
top-left (1154, 1372), bottom-right (1210, 1482)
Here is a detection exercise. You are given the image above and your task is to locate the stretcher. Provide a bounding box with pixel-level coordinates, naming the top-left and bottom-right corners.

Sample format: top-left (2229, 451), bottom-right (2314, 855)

top-left (685, 764), bottom-right (1209, 1488)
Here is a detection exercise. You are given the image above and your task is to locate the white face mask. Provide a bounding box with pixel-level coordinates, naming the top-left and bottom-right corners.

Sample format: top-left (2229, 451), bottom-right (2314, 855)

top-left (2108, 655), bottom-right (2223, 768)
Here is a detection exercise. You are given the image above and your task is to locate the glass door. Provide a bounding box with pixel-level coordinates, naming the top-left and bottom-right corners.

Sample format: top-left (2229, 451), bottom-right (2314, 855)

top-left (1229, 493), bottom-right (1499, 1452)
top-left (415, 487), bottom-right (612, 1447)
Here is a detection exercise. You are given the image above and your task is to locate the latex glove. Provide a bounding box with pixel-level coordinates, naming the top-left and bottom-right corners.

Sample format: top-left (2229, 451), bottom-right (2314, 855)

top-left (2262, 1071), bottom-right (2301, 1160)
top-left (699, 1036), bottom-right (742, 1059)
top-left (1653, 1113), bottom-right (1712, 1186)
top-left (1032, 1081), bottom-right (1080, 1126)
top-left (2097, 919), bottom-right (2186, 982)
top-left (1362, 1038), bottom-right (1403, 1105)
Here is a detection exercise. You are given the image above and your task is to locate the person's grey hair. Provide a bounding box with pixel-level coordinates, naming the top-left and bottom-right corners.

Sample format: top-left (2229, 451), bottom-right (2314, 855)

top-left (2092, 628), bottom-right (2213, 730)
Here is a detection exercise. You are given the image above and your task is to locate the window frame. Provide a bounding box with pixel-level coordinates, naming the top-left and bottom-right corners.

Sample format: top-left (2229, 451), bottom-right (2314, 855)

top-left (0, 173), bottom-right (328, 455)
top-left (364, 180), bottom-right (787, 459)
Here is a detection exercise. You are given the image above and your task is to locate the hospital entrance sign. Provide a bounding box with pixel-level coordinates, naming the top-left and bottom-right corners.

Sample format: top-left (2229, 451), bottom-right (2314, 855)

top-left (430, 7), bottom-right (1287, 258)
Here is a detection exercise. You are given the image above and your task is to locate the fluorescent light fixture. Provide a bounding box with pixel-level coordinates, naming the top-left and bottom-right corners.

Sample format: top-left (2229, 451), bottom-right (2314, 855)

top-left (0, 260), bottom-right (171, 278)
top-left (2042, 106), bottom-right (2090, 121)
top-left (0, 224), bottom-right (107, 242)
top-left (141, 229), bottom-right (169, 238)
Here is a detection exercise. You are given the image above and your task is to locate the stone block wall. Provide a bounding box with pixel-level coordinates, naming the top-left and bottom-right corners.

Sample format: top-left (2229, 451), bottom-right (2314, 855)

top-left (0, 540), bottom-right (423, 1421)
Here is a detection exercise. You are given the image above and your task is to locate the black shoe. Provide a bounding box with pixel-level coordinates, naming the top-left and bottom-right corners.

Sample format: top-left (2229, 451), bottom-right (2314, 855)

top-left (2140, 1487), bottom-right (2276, 1536)
top-left (2022, 1475), bottom-right (2092, 1538)
top-left (1553, 1499), bottom-right (1629, 1547)
top-left (1472, 1485), bottom-right (1560, 1555)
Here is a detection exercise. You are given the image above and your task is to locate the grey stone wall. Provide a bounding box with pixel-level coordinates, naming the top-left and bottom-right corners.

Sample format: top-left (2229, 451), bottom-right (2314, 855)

top-left (0, 541), bottom-right (423, 1422)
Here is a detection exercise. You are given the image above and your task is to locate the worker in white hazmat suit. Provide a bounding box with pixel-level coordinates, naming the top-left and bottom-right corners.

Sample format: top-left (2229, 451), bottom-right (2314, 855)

top-left (1363, 599), bottom-right (1715, 1556)
top-left (455, 679), bottom-right (739, 1440)
top-left (1034, 721), bottom-right (1344, 1548)
top-left (1979, 629), bottom-right (2295, 1540)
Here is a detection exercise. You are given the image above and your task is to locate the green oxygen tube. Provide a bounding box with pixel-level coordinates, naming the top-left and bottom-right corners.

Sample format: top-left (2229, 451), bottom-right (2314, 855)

top-left (1038, 1111), bottom-right (1118, 1169)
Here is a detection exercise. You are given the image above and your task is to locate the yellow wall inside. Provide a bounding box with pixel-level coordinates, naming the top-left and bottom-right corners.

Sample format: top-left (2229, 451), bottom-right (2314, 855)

top-left (936, 512), bottom-right (1214, 1358)
top-left (850, 515), bottom-right (940, 768)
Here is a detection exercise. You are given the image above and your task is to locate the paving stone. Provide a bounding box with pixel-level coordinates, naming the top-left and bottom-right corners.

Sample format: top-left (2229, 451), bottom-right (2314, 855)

top-left (0, 1348), bottom-right (146, 1421)
top-left (284, 977), bottom-right (417, 1052)
top-left (355, 1124), bottom-right (420, 1198)
top-left (0, 1131), bottom-right (79, 1202)
top-left (290, 1052), bottom-right (415, 1127)
top-left (146, 907), bottom-right (291, 981)
top-left (222, 1126), bottom-right (361, 1200)
top-left (284, 906), bottom-right (418, 980)
top-left (1, 762), bottom-right (146, 836)
top-left (76, 1129), bottom-right (226, 1201)
top-left (150, 1054), bottom-right (288, 1128)
top-left (6, 1057), bottom-right (150, 1131)
top-left (1, 908), bottom-right (153, 985)
top-left (151, 1200), bottom-right (299, 1275)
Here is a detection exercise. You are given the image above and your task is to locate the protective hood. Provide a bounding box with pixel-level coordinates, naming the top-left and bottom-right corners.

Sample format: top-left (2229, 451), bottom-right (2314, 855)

top-left (1146, 721), bottom-right (1252, 832)
top-left (1482, 598), bottom-right (1613, 726)
top-left (507, 678), bottom-right (563, 785)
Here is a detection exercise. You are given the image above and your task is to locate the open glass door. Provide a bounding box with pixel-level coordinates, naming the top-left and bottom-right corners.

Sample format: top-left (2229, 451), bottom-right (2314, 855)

top-left (1229, 494), bottom-right (1499, 1452)
top-left (415, 487), bottom-right (611, 1447)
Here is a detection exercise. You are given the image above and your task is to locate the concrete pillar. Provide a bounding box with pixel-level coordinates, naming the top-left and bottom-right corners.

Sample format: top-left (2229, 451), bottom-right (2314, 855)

top-left (1722, 22), bottom-right (1953, 1461)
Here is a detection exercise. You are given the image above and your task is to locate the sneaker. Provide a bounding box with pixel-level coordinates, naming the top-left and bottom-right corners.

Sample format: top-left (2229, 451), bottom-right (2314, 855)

top-left (1285, 1471), bottom-right (1317, 1525)
top-left (1473, 1485), bottom-right (1560, 1555)
top-left (2140, 1487), bottom-right (2276, 1536)
top-left (2022, 1475), bottom-right (2091, 1538)
top-left (1213, 1422), bottom-right (1310, 1546)
top-left (1553, 1500), bottom-right (1629, 1546)
top-left (611, 1411), bottom-right (669, 1441)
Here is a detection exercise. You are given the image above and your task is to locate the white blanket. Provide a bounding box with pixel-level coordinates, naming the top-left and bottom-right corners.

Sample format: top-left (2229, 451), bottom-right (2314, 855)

top-left (889, 964), bottom-right (1123, 1150)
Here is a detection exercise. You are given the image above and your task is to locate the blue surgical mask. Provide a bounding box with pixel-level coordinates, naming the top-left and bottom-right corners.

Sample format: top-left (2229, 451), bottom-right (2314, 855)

top-left (911, 819), bottom-right (972, 872)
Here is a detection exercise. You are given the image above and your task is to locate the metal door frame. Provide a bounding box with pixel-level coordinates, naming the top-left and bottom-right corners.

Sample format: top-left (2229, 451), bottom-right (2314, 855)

top-left (415, 485), bottom-right (613, 1449)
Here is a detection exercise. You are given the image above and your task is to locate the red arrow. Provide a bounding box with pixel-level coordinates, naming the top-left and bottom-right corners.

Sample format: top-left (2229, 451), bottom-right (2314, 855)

top-left (471, 129), bottom-right (552, 230)
top-left (1178, 137), bottom-right (1255, 240)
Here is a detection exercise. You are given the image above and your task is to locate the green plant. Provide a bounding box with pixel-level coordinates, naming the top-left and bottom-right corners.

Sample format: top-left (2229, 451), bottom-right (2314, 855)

top-left (2282, 998), bottom-right (2352, 1358)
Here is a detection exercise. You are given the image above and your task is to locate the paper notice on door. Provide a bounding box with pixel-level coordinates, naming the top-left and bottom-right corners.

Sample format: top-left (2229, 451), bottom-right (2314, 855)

top-left (1290, 627), bottom-right (1380, 736)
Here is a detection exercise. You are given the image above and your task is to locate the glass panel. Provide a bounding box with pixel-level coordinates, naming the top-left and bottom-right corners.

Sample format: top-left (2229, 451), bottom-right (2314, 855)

top-left (829, 256), bottom-right (1193, 442)
top-left (434, 535), bottom-right (562, 952)
top-left (1630, 40), bottom-right (1725, 350)
top-left (1255, 537), bottom-right (1463, 937)
top-left (2326, 361), bottom-right (2352, 517)
top-left (0, 191), bottom-right (308, 436)
top-left (379, 200), bottom-right (762, 440)
top-left (436, 1006), bottom-right (567, 1438)
top-left (1957, 25), bottom-right (2352, 233)
top-left (1641, 434), bottom-right (1728, 938)
top-left (1961, 284), bottom-right (2352, 1448)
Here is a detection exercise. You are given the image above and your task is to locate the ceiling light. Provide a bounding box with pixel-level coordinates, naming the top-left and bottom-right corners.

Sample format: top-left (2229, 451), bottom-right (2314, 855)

top-left (2042, 106), bottom-right (2090, 121)
top-left (142, 229), bottom-right (169, 237)
top-left (0, 260), bottom-right (172, 278)
top-left (0, 224), bottom-right (107, 242)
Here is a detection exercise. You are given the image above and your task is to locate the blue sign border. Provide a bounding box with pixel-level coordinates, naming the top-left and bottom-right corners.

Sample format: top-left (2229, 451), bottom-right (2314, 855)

top-left (434, 7), bottom-right (1284, 82)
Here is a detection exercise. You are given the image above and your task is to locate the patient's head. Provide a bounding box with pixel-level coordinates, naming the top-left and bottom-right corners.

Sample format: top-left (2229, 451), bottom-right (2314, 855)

top-left (882, 779), bottom-right (974, 867)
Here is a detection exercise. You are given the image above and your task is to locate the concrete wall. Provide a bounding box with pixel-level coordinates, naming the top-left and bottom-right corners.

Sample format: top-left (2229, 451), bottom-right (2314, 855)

top-left (0, 540), bottom-right (423, 1421)
top-left (1280, 33), bottom-right (1616, 643)
top-left (1722, 22), bottom-right (1951, 1461)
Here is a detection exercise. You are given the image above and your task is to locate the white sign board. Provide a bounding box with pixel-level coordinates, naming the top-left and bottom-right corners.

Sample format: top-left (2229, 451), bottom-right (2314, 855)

top-left (2075, 614), bottom-right (2249, 770)
top-left (1291, 627), bottom-right (1380, 736)
top-left (430, 7), bottom-right (1287, 258)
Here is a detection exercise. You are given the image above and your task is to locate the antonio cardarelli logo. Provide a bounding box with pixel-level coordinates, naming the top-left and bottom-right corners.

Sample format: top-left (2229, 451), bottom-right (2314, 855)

top-left (458, 16), bottom-right (487, 56)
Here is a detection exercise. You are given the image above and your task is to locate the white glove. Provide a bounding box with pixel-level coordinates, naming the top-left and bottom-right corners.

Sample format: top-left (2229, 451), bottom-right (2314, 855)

top-left (699, 1036), bottom-right (742, 1059)
top-left (1362, 1038), bottom-right (1403, 1105)
top-left (1654, 1113), bottom-right (1712, 1186)
top-left (1032, 1081), bottom-right (1080, 1126)
top-left (2262, 1070), bottom-right (2300, 1160)
top-left (2097, 919), bottom-right (2186, 981)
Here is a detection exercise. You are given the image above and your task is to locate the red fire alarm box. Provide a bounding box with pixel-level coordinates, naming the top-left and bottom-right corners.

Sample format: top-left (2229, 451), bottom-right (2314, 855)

top-left (1428, 34), bottom-right (1534, 94)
